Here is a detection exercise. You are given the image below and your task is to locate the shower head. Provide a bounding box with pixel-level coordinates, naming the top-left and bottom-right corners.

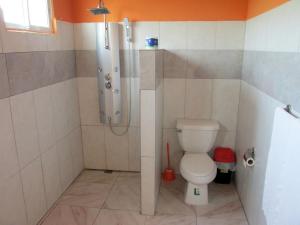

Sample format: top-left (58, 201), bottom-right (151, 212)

top-left (89, 0), bottom-right (110, 15)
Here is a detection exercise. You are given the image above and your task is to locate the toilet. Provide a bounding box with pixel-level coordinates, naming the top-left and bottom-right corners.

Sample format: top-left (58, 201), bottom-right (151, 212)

top-left (176, 119), bottom-right (220, 205)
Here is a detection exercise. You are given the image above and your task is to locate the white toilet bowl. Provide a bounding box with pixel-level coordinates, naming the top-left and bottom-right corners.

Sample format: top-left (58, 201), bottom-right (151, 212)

top-left (176, 119), bottom-right (219, 205)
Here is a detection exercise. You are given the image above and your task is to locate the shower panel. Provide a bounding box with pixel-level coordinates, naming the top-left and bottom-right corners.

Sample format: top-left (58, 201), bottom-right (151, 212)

top-left (96, 23), bottom-right (122, 124)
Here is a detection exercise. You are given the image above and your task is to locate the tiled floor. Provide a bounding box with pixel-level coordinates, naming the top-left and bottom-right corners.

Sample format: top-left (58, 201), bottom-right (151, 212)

top-left (39, 170), bottom-right (248, 225)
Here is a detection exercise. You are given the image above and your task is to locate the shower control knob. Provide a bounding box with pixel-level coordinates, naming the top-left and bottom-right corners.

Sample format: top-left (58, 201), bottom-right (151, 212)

top-left (105, 73), bottom-right (111, 81)
top-left (105, 82), bottom-right (112, 89)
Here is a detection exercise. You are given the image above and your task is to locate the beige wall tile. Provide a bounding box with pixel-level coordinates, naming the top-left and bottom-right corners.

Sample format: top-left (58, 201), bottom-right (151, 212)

top-left (10, 91), bottom-right (40, 168)
top-left (21, 158), bottom-right (47, 225)
top-left (0, 98), bottom-right (19, 182)
top-left (82, 125), bottom-right (106, 170)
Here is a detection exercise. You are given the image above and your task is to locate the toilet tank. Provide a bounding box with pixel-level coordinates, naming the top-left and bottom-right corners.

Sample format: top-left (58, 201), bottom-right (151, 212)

top-left (176, 119), bottom-right (220, 153)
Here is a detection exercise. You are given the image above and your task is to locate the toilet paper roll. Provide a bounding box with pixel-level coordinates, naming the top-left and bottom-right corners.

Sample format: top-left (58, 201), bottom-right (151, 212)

top-left (243, 157), bottom-right (255, 167)
top-left (243, 148), bottom-right (255, 168)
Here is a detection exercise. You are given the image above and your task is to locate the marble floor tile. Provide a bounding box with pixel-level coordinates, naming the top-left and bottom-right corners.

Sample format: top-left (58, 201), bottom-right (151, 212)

top-left (75, 170), bottom-right (118, 185)
top-left (41, 205), bottom-right (99, 225)
top-left (38, 171), bottom-right (248, 225)
top-left (59, 183), bottom-right (111, 208)
top-left (156, 176), bottom-right (196, 216)
top-left (145, 215), bottom-right (196, 225)
top-left (103, 175), bottom-right (141, 211)
top-left (197, 215), bottom-right (248, 225)
top-left (193, 183), bottom-right (241, 217)
top-left (94, 209), bottom-right (146, 225)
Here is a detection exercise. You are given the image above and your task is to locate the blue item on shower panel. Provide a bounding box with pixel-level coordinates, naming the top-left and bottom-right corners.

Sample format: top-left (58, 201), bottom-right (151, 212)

top-left (146, 37), bottom-right (158, 47)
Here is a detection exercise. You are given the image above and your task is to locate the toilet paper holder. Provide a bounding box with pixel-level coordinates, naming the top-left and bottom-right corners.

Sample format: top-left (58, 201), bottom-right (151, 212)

top-left (243, 147), bottom-right (255, 167)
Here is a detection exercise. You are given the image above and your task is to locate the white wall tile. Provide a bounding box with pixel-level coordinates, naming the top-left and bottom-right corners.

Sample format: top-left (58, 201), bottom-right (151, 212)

top-left (41, 145), bottom-right (62, 209)
top-left (0, 11), bottom-right (3, 53)
top-left (133, 22), bottom-right (159, 49)
top-left (266, 1), bottom-right (300, 52)
top-left (141, 90), bottom-right (155, 157)
top-left (68, 128), bottom-right (84, 178)
top-left (77, 77), bottom-right (101, 125)
top-left (212, 79), bottom-right (240, 131)
top-left (244, 14), bottom-right (269, 51)
top-left (216, 21), bottom-right (245, 50)
top-left (187, 22), bottom-right (216, 50)
top-left (1, 28), bottom-right (29, 53)
top-left (105, 126), bottom-right (129, 171)
top-left (0, 174), bottom-right (27, 225)
top-left (129, 127), bottom-right (141, 171)
top-left (162, 129), bottom-right (183, 174)
top-left (21, 158), bottom-right (47, 225)
top-left (159, 22), bottom-right (187, 49)
top-left (65, 79), bottom-right (81, 132)
top-left (130, 78), bottom-right (141, 127)
top-left (34, 86), bottom-right (56, 153)
top-left (10, 92), bottom-right (40, 168)
top-left (215, 130), bottom-right (236, 149)
top-left (0, 98), bottom-right (19, 182)
top-left (82, 125), bottom-right (106, 170)
top-left (51, 81), bottom-right (69, 141)
top-left (236, 81), bottom-right (283, 225)
top-left (141, 156), bottom-right (156, 215)
top-left (74, 23), bottom-right (96, 50)
top-left (163, 79), bottom-right (185, 128)
top-left (185, 79), bottom-right (212, 119)
top-left (56, 137), bottom-right (73, 191)
top-left (60, 21), bottom-right (75, 51)
top-left (26, 33), bottom-right (48, 52)
top-left (46, 24), bottom-right (62, 51)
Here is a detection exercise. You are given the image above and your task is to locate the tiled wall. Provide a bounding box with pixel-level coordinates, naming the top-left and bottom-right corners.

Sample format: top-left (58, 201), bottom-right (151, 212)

top-left (75, 21), bottom-right (245, 173)
top-left (0, 18), bottom-right (83, 225)
top-left (140, 50), bottom-right (164, 215)
top-left (236, 1), bottom-right (300, 225)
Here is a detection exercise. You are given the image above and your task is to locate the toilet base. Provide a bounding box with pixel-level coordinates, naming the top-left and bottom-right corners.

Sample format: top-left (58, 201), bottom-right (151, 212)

top-left (184, 182), bottom-right (208, 205)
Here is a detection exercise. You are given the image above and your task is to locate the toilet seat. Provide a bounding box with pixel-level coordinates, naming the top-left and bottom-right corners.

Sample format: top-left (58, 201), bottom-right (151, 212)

top-left (180, 153), bottom-right (217, 185)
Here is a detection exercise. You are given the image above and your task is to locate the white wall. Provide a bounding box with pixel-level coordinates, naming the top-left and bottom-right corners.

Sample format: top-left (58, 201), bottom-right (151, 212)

top-left (0, 18), bottom-right (83, 225)
top-left (236, 1), bottom-right (300, 225)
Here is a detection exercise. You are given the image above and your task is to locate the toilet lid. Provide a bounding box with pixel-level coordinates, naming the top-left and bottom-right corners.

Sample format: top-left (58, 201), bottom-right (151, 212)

top-left (181, 153), bottom-right (216, 177)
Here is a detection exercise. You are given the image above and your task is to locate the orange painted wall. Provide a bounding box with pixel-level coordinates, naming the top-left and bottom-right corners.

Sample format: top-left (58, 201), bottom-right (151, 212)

top-left (52, 0), bottom-right (73, 22)
top-left (52, 0), bottom-right (290, 23)
top-left (247, 0), bottom-right (289, 19)
top-left (71, 0), bottom-right (248, 23)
